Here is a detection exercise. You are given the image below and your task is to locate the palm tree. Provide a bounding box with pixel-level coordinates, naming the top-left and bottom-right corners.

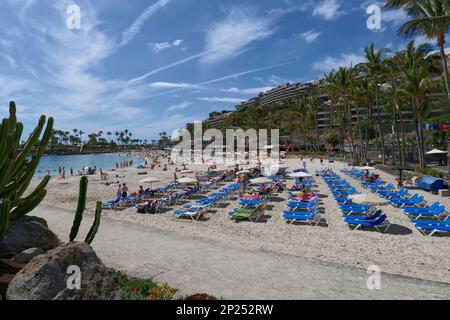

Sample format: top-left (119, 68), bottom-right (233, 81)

top-left (78, 130), bottom-right (85, 144)
top-left (397, 54), bottom-right (437, 166)
top-left (385, 0), bottom-right (450, 103)
top-left (335, 67), bottom-right (357, 162)
top-left (364, 43), bottom-right (389, 164)
top-left (323, 71), bottom-right (339, 132)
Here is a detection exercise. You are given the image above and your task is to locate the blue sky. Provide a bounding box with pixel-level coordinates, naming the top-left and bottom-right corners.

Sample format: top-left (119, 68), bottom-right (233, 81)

top-left (0, 0), bottom-right (433, 139)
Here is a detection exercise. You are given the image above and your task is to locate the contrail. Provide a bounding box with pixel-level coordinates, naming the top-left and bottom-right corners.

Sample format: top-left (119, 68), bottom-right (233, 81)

top-left (145, 61), bottom-right (298, 98)
top-left (119, 0), bottom-right (171, 47)
top-left (128, 51), bottom-right (211, 84)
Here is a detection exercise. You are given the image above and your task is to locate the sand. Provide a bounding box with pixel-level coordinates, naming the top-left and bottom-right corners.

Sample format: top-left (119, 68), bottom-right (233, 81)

top-left (30, 157), bottom-right (450, 284)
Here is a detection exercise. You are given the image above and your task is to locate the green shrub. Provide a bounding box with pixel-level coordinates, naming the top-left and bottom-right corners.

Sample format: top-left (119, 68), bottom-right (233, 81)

top-left (415, 166), bottom-right (446, 179)
top-left (113, 271), bottom-right (178, 300)
top-left (148, 283), bottom-right (178, 300)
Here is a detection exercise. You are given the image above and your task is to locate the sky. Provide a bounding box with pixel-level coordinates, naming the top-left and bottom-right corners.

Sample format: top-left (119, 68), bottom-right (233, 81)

top-left (0, 0), bottom-right (434, 140)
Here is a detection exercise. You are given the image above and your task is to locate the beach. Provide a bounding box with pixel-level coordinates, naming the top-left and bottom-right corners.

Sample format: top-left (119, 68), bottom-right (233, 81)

top-left (30, 157), bottom-right (450, 286)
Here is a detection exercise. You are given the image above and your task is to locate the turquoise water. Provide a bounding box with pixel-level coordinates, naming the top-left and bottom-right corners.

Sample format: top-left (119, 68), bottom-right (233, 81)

top-left (35, 153), bottom-right (143, 177)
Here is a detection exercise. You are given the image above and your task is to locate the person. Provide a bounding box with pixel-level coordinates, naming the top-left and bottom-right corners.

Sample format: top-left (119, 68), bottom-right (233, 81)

top-left (138, 186), bottom-right (145, 196)
top-left (116, 185), bottom-right (123, 200)
top-left (364, 170), bottom-right (370, 180)
top-left (70, 167), bottom-right (74, 176)
top-left (122, 183), bottom-right (129, 199)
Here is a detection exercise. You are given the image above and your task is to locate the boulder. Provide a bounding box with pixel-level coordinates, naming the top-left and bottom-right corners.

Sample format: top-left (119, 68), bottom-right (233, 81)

top-left (6, 242), bottom-right (124, 300)
top-left (0, 216), bottom-right (60, 258)
top-left (14, 248), bottom-right (44, 264)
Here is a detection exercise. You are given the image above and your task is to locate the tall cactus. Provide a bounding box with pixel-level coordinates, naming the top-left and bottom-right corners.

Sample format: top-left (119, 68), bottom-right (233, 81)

top-left (69, 176), bottom-right (102, 244)
top-left (69, 176), bottom-right (88, 241)
top-left (0, 101), bottom-right (53, 241)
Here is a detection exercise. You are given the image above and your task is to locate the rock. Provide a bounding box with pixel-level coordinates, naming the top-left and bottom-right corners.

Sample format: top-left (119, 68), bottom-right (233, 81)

top-left (13, 248), bottom-right (44, 264)
top-left (0, 216), bottom-right (60, 258)
top-left (0, 259), bottom-right (26, 274)
top-left (0, 274), bottom-right (15, 300)
top-left (6, 242), bottom-right (124, 300)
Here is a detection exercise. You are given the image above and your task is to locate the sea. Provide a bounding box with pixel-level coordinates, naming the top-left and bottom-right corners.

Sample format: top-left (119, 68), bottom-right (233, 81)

top-left (34, 153), bottom-right (143, 177)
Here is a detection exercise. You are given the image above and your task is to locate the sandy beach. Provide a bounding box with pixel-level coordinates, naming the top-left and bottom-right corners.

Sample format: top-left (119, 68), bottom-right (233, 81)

top-left (30, 157), bottom-right (450, 285)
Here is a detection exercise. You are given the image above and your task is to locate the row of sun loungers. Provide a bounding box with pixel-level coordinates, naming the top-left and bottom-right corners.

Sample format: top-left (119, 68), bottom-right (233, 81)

top-left (343, 168), bottom-right (449, 236)
top-left (174, 183), bottom-right (243, 221)
top-left (228, 177), bottom-right (285, 223)
top-left (320, 171), bottom-right (391, 233)
top-left (282, 172), bottom-right (322, 225)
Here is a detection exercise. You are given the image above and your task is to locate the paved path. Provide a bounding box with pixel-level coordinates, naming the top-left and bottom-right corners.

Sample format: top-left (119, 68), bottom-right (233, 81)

top-left (33, 205), bottom-right (450, 300)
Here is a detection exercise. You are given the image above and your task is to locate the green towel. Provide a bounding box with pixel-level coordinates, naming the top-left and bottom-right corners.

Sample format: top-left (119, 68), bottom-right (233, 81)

top-left (231, 208), bottom-right (257, 221)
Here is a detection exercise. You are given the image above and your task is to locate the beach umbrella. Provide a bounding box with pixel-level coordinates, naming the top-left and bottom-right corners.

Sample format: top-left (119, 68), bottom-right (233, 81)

top-left (426, 149), bottom-right (447, 155)
top-left (349, 193), bottom-right (388, 206)
top-left (359, 166), bottom-right (376, 170)
top-left (237, 170), bottom-right (251, 175)
top-left (178, 177), bottom-right (198, 184)
top-left (289, 172), bottom-right (312, 178)
top-left (250, 177), bottom-right (273, 185)
top-left (139, 177), bottom-right (161, 184)
top-left (179, 169), bottom-right (193, 174)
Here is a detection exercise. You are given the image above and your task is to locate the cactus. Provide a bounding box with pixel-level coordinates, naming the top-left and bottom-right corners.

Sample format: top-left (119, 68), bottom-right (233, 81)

top-left (69, 176), bottom-right (102, 244)
top-left (0, 200), bottom-right (12, 240)
top-left (84, 201), bottom-right (102, 245)
top-left (69, 176), bottom-right (88, 241)
top-left (0, 101), bottom-right (53, 241)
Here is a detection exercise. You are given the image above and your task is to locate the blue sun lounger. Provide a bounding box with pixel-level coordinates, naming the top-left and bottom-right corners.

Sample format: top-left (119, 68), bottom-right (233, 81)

top-left (173, 206), bottom-right (208, 221)
top-left (342, 210), bottom-right (383, 222)
top-left (287, 200), bottom-right (318, 210)
top-left (370, 183), bottom-right (394, 193)
top-left (412, 219), bottom-right (450, 236)
top-left (339, 204), bottom-right (375, 214)
top-left (282, 209), bottom-right (320, 225)
top-left (390, 194), bottom-right (425, 208)
top-left (379, 188), bottom-right (409, 199)
top-left (344, 214), bottom-right (390, 233)
top-left (403, 204), bottom-right (447, 220)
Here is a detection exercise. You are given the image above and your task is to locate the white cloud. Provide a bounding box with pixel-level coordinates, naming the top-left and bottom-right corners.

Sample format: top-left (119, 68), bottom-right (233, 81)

top-left (166, 101), bottom-right (193, 112)
top-left (299, 30), bottom-right (322, 43)
top-left (312, 53), bottom-right (365, 73)
top-left (172, 39), bottom-right (183, 46)
top-left (120, 0), bottom-right (171, 47)
top-left (313, 0), bottom-right (343, 20)
top-left (200, 7), bottom-right (275, 64)
top-left (197, 97), bottom-right (245, 104)
top-left (148, 39), bottom-right (184, 54)
top-left (222, 87), bottom-right (274, 95)
top-left (149, 82), bottom-right (199, 89)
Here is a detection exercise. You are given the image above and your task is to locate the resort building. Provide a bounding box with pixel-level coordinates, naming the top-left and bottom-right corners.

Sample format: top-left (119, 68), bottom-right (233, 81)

top-left (186, 112), bottom-right (233, 133)
top-left (236, 81), bottom-right (323, 110)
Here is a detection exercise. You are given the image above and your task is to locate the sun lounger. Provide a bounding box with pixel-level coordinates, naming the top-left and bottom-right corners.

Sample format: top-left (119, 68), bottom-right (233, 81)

top-left (282, 209), bottom-right (320, 225)
top-left (370, 183), bottom-right (394, 193)
top-left (173, 207), bottom-right (208, 221)
top-left (339, 204), bottom-right (375, 214)
top-left (412, 219), bottom-right (450, 236)
top-left (344, 214), bottom-right (390, 233)
top-left (390, 194), bottom-right (425, 208)
top-left (342, 210), bottom-right (382, 222)
top-left (403, 204), bottom-right (447, 219)
top-left (228, 204), bottom-right (265, 223)
top-left (379, 188), bottom-right (409, 199)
